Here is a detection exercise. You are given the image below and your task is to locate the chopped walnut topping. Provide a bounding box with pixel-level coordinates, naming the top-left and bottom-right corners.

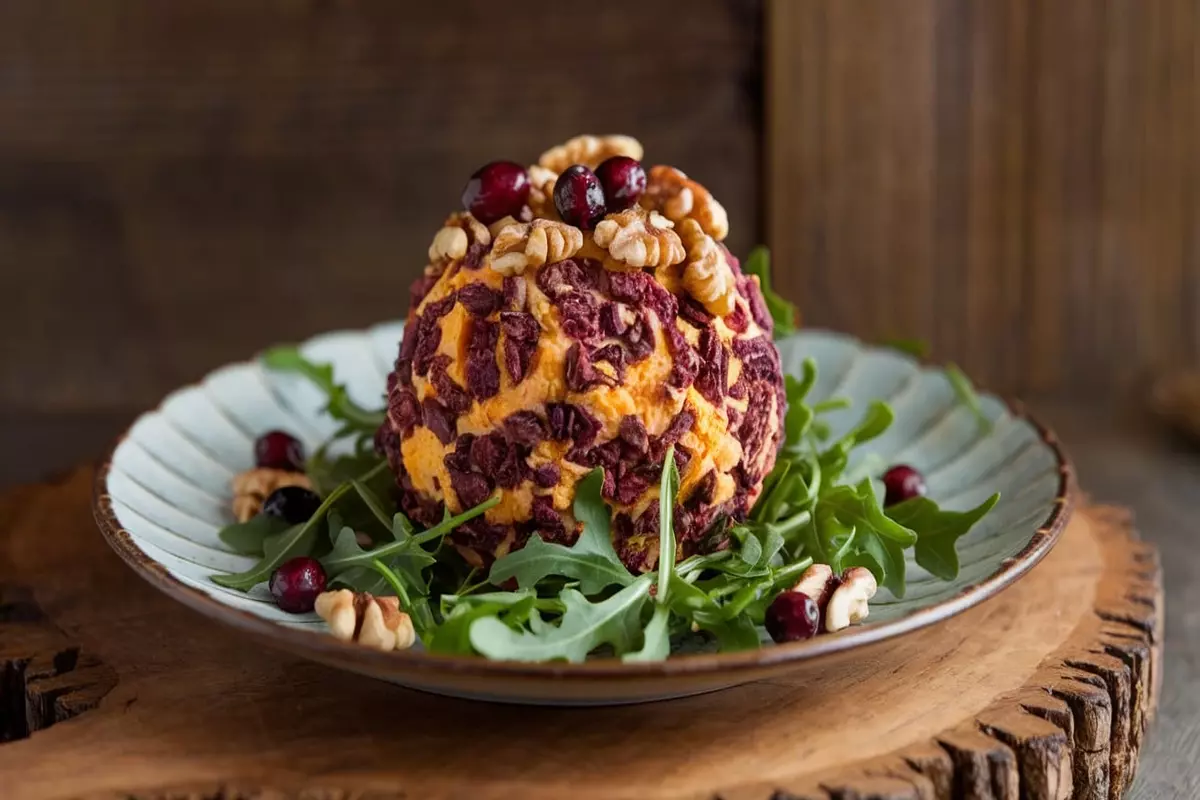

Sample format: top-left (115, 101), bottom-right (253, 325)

top-left (486, 218), bottom-right (584, 276)
top-left (593, 206), bottom-right (685, 269)
top-left (678, 218), bottom-right (737, 316)
top-left (641, 165), bottom-right (729, 241)
top-left (231, 468), bottom-right (313, 522)
top-left (537, 134), bottom-right (644, 173)
top-left (314, 589), bottom-right (416, 651)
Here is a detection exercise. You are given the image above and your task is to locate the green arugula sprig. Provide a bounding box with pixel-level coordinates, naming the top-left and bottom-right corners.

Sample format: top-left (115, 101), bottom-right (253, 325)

top-left (261, 346), bottom-right (387, 454)
top-left (743, 247), bottom-right (798, 336)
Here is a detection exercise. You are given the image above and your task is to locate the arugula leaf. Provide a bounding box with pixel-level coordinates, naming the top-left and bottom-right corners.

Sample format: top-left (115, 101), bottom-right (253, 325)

top-left (622, 605), bottom-right (672, 662)
top-left (888, 493), bottom-right (1001, 580)
top-left (488, 469), bottom-right (633, 594)
top-left (211, 476), bottom-right (367, 591)
top-left (261, 346), bottom-right (386, 432)
top-left (322, 497), bottom-right (497, 577)
top-left (656, 446), bottom-right (679, 604)
top-left (667, 575), bottom-right (763, 650)
top-left (307, 450), bottom-right (388, 500)
top-left (821, 480), bottom-right (917, 546)
top-left (742, 246), bottom-right (798, 337)
top-left (469, 575), bottom-right (653, 663)
top-left (218, 513), bottom-right (289, 556)
top-left (945, 363), bottom-right (993, 434)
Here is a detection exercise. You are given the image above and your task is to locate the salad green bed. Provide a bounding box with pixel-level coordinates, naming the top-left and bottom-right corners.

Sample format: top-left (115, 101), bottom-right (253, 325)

top-left (211, 248), bottom-right (999, 662)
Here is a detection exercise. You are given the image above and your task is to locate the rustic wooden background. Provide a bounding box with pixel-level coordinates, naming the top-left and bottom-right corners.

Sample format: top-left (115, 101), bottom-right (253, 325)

top-left (0, 0), bottom-right (763, 416)
top-left (770, 0), bottom-right (1200, 395)
top-left (3, 0), bottom-right (1199, 409)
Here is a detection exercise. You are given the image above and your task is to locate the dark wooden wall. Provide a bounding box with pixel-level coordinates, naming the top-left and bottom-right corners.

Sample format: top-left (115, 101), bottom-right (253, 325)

top-left (0, 0), bottom-right (763, 414)
top-left (5, 0), bottom-right (1200, 419)
top-left (769, 0), bottom-right (1200, 395)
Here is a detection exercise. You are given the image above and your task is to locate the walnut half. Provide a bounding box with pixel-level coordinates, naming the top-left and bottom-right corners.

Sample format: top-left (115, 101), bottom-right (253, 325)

top-left (678, 218), bottom-right (737, 316)
top-left (641, 165), bottom-right (729, 242)
top-left (487, 218), bottom-right (584, 276)
top-left (231, 467), bottom-right (313, 522)
top-left (314, 589), bottom-right (416, 651)
top-left (593, 206), bottom-right (685, 269)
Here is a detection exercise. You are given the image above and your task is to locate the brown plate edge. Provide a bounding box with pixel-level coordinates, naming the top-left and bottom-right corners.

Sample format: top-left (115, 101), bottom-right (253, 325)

top-left (91, 397), bottom-right (1074, 684)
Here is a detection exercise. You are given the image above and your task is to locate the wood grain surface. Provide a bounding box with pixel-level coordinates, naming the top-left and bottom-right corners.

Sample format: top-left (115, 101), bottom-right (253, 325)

top-left (0, 464), bottom-right (1162, 799)
top-left (767, 0), bottom-right (1200, 395)
top-left (0, 0), bottom-right (762, 414)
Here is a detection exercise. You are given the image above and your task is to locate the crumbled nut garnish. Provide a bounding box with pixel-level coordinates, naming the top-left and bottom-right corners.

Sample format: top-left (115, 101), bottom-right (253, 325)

top-left (678, 218), bottom-right (737, 316)
top-left (314, 589), bottom-right (416, 651)
top-left (527, 164), bottom-right (559, 219)
top-left (537, 134), bottom-right (644, 173)
top-left (231, 467), bottom-right (314, 522)
top-left (487, 218), bottom-right (584, 276)
top-left (824, 567), bottom-right (877, 633)
top-left (641, 165), bottom-right (729, 241)
top-left (593, 206), bottom-right (685, 269)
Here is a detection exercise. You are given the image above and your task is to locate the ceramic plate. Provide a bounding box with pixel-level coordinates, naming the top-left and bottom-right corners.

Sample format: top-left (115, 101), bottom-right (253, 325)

top-left (94, 325), bottom-right (1072, 705)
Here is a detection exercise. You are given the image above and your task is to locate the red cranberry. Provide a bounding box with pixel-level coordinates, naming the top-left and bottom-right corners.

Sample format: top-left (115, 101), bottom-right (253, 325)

top-left (553, 165), bottom-right (607, 230)
top-left (254, 430), bottom-right (305, 472)
top-left (269, 557), bottom-right (327, 614)
top-left (883, 464), bottom-right (927, 506)
top-left (261, 485), bottom-right (322, 524)
top-left (595, 156), bottom-right (646, 212)
top-left (461, 161), bottom-right (530, 224)
top-left (765, 591), bottom-right (820, 643)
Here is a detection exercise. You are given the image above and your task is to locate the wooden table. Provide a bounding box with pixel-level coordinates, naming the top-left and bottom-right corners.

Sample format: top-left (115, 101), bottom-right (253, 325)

top-left (1, 399), bottom-right (1194, 799)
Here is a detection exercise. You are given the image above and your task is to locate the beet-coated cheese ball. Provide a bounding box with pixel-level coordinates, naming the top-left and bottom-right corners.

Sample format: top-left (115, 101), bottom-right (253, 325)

top-left (375, 135), bottom-right (786, 572)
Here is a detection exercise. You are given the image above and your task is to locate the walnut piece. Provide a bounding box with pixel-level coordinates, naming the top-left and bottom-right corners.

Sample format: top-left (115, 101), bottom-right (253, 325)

top-left (792, 563), bottom-right (838, 612)
top-left (641, 165), bottom-right (729, 241)
top-left (314, 589), bottom-right (416, 651)
top-left (527, 164), bottom-right (559, 219)
top-left (486, 218), bottom-right (584, 276)
top-left (593, 207), bottom-right (685, 269)
top-left (824, 567), bottom-right (878, 633)
top-left (428, 225), bottom-right (468, 263)
top-left (538, 134), bottom-right (644, 173)
top-left (678, 218), bottom-right (737, 316)
top-left (230, 467), bottom-right (313, 522)
top-left (429, 211), bottom-right (492, 263)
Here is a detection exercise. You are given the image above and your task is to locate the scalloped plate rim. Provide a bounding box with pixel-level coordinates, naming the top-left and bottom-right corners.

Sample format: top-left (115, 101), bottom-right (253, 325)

top-left (91, 326), bottom-right (1074, 684)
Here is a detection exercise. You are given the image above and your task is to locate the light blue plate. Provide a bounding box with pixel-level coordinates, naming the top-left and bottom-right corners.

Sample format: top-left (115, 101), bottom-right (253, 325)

top-left (95, 325), bottom-right (1071, 705)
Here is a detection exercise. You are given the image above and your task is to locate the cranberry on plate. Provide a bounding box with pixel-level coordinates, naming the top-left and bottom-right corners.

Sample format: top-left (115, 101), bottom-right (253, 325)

top-left (553, 165), bottom-right (607, 229)
top-left (765, 591), bottom-right (820, 643)
top-left (462, 161), bottom-right (530, 224)
top-left (595, 156), bottom-right (646, 212)
top-left (269, 557), bottom-right (327, 614)
top-left (261, 485), bottom-right (322, 524)
top-left (255, 430), bottom-right (305, 472)
top-left (882, 464), bottom-right (926, 507)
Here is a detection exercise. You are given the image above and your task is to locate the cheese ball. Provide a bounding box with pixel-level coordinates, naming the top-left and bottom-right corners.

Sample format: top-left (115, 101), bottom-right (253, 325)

top-left (376, 135), bottom-right (786, 572)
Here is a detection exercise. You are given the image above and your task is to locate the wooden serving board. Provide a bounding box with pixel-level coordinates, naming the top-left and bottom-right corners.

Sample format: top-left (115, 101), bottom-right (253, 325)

top-left (0, 467), bottom-right (1161, 800)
